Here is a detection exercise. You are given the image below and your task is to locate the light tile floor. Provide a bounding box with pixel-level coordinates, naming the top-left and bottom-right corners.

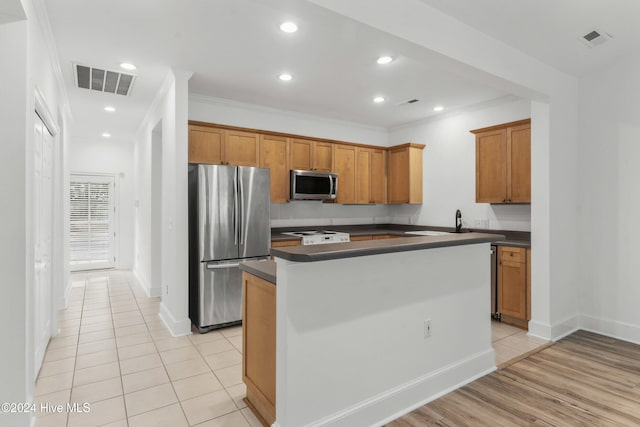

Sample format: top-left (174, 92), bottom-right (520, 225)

top-left (491, 320), bottom-right (549, 366)
top-left (35, 270), bottom-right (263, 427)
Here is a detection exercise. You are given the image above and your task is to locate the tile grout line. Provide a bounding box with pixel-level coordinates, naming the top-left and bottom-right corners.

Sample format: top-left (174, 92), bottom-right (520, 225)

top-left (106, 273), bottom-right (130, 427)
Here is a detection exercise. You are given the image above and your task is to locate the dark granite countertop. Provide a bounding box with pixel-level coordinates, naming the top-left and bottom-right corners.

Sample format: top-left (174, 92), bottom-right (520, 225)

top-left (270, 232), bottom-right (505, 262)
top-left (271, 224), bottom-right (530, 248)
top-left (240, 260), bottom-right (276, 284)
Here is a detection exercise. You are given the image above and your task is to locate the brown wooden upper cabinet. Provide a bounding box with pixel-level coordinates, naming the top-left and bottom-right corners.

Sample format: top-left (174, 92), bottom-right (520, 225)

top-left (471, 119), bottom-right (531, 204)
top-left (356, 147), bottom-right (386, 204)
top-left (188, 125), bottom-right (259, 167)
top-left (260, 135), bottom-right (289, 203)
top-left (387, 143), bottom-right (425, 204)
top-left (333, 144), bottom-right (357, 204)
top-left (290, 139), bottom-right (333, 172)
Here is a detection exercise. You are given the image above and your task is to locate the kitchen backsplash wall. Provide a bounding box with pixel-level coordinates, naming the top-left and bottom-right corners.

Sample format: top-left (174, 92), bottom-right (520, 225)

top-left (388, 97), bottom-right (532, 232)
top-left (270, 202), bottom-right (391, 228)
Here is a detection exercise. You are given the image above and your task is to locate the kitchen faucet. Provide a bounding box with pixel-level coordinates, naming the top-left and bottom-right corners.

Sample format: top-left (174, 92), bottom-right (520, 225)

top-left (455, 209), bottom-right (462, 233)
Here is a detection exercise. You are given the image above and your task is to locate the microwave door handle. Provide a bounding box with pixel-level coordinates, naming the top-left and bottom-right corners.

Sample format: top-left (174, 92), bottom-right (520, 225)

top-left (328, 175), bottom-right (334, 197)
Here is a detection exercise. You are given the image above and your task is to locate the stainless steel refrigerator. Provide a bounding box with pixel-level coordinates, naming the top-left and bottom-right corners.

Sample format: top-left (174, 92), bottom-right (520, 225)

top-left (188, 164), bottom-right (271, 332)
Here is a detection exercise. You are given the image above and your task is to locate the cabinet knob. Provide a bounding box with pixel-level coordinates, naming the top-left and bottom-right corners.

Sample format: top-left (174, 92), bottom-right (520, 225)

top-left (503, 198), bottom-right (506, 202)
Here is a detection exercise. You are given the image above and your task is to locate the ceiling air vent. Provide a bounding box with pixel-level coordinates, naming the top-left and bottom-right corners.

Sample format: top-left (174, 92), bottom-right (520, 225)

top-left (74, 64), bottom-right (136, 96)
top-left (579, 29), bottom-right (612, 48)
top-left (397, 98), bottom-right (420, 106)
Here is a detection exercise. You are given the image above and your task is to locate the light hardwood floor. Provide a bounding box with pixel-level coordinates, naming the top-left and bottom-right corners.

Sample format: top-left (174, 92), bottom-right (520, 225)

top-left (387, 330), bottom-right (640, 426)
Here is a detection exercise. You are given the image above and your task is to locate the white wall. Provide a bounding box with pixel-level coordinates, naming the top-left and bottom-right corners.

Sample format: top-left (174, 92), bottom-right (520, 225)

top-left (0, 0), bottom-right (69, 424)
top-left (578, 52), bottom-right (640, 343)
top-left (69, 137), bottom-right (135, 269)
top-left (134, 70), bottom-right (191, 336)
top-left (389, 97), bottom-right (531, 231)
top-left (0, 17), bottom-right (30, 427)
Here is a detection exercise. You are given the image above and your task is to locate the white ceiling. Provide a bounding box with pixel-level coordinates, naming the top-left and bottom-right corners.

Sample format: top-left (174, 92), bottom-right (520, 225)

top-left (44, 0), bottom-right (510, 143)
top-left (0, 0), bottom-right (25, 25)
top-left (419, 0), bottom-right (640, 77)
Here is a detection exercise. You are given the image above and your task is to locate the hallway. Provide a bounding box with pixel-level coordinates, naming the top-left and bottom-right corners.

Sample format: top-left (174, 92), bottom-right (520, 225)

top-left (35, 270), bottom-right (261, 427)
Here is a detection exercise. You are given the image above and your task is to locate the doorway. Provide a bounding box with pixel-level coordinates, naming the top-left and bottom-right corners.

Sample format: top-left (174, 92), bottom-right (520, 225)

top-left (69, 174), bottom-right (116, 270)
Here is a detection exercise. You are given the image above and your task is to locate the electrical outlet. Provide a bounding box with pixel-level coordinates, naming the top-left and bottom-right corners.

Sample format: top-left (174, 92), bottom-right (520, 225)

top-left (165, 285), bottom-right (169, 295)
top-left (473, 218), bottom-right (489, 229)
top-left (424, 319), bottom-right (432, 338)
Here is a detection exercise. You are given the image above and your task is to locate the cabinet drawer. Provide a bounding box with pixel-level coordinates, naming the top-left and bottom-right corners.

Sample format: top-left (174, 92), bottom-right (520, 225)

top-left (498, 246), bottom-right (524, 263)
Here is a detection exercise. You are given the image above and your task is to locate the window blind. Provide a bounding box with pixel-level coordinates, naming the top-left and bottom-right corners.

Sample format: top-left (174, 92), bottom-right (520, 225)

top-left (69, 175), bottom-right (115, 270)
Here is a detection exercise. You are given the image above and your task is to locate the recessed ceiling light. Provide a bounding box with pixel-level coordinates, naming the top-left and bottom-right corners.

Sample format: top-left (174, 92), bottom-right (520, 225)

top-left (278, 73), bottom-right (293, 81)
top-left (120, 62), bottom-right (136, 71)
top-left (104, 106), bottom-right (116, 112)
top-left (102, 132), bottom-right (111, 138)
top-left (373, 96), bottom-right (385, 103)
top-left (433, 105), bottom-right (444, 112)
top-left (280, 22), bottom-right (298, 33)
top-left (377, 56), bottom-right (393, 65)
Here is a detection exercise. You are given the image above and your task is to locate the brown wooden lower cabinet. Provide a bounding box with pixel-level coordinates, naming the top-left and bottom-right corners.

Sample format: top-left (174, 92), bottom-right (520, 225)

top-left (350, 235), bottom-right (373, 241)
top-left (497, 246), bottom-right (529, 329)
top-left (242, 272), bottom-right (276, 427)
top-left (373, 234), bottom-right (401, 240)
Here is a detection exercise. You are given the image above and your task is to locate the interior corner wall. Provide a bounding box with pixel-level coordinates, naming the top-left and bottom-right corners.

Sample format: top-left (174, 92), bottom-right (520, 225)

top-left (577, 53), bottom-right (640, 343)
top-left (134, 70), bottom-right (191, 336)
top-left (69, 137), bottom-right (135, 269)
top-left (0, 18), bottom-right (30, 427)
top-left (388, 98), bottom-right (532, 231)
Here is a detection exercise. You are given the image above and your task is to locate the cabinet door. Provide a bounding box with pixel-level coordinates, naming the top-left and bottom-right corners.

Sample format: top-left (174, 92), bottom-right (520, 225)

top-left (260, 135), bottom-right (289, 203)
top-left (476, 129), bottom-right (507, 203)
top-left (370, 149), bottom-right (386, 204)
top-left (356, 148), bottom-right (371, 204)
top-left (388, 148), bottom-right (409, 203)
top-left (290, 139), bottom-right (313, 171)
top-left (189, 126), bottom-right (224, 164)
top-left (314, 142), bottom-right (334, 172)
top-left (333, 144), bottom-right (357, 204)
top-left (224, 130), bottom-right (260, 166)
top-left (498, 258), bottom-right (526, 320)
top-left (507, 124), bottom-right (531, 203)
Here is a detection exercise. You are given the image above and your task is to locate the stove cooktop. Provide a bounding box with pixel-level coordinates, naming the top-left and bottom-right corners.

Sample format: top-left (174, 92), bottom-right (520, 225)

top-left (282, 230), bottom-right (350, 245)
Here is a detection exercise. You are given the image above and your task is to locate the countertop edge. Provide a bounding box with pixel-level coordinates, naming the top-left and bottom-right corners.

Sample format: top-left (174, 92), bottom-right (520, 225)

top-left (239, 260), bottom-right (276, 284)
top-left (271, 233), bottom-right (505, 262)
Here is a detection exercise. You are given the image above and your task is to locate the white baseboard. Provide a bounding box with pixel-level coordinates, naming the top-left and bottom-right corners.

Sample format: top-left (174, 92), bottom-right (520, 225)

top-left (300, 348), bottom-right (496, 427)
top-left (159, 302), bottom-right (192, 337)
top-left (579, 315), bottom-right (640, 345)
top-left (527, 315), bottom-right (580, 342)
top-left (133, 270), bottom-right (161, 298)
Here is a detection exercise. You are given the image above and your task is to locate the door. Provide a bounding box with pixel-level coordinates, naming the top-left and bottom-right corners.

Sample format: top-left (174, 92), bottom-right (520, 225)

top-left (370, 149), bottom-right (385, 204)
top-left (388, 147), bottom-right (409, 203)
top-left (507, 124), bottom-right (531, 203)
top-left (199, 165), bottom-right (238, 261)
top-left (476, 129), bottom-right (507, 203)
top-left (34, 113), bottom-right (54, 375)
top-left (313, 142), bottom-right (333, 172)
top-left (199, 260), bottom-right (243, 328)
top-left (356, 148), bottom-right (371, 204)
top-left (334, 144), bottom-right (357, 203)
top-left (224, 129), bottom-right (260, 166)
top-left (69, 175), bottom-right (116, 270)
top-left (238, 167), bottom-right (271, 258)
top-left (260, 135), bottom-right (289, 203)
top-left (189, 125), bottom-right (224, 164)
top-left (290, 139), bottom-right (313, 170)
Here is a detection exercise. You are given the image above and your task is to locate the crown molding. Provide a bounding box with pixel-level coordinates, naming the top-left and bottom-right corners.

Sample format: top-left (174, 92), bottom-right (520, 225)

top-left (189, 93), bottom-right (388, 134)
top-left (389, 95), bottom-right (523, 132)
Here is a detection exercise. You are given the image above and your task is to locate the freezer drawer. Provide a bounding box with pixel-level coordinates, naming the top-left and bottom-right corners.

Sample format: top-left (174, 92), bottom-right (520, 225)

top-left (197, 260), bottom-right (243, 331)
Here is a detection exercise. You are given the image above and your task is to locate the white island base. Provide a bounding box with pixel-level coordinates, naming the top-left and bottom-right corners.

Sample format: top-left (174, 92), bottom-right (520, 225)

top-left (273, 242), bottom-right (496, 427)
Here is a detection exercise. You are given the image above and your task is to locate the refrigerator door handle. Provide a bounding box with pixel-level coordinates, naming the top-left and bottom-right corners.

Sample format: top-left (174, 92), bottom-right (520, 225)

top-left (206, 262), bottom-right (240, 269)
top-left (239, 173), bottom-right (245, 245)
top-left (233, 170), bottom-right (238, 246)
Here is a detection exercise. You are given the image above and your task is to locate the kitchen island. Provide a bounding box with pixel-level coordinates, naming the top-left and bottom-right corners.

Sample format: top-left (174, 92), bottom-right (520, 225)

top-left (241, 232), bottom-right (504, 427)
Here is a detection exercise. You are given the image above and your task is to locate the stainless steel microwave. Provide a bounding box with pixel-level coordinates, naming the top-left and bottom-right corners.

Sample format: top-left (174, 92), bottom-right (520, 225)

top-left (290, 170), bottom-right (338, 200)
